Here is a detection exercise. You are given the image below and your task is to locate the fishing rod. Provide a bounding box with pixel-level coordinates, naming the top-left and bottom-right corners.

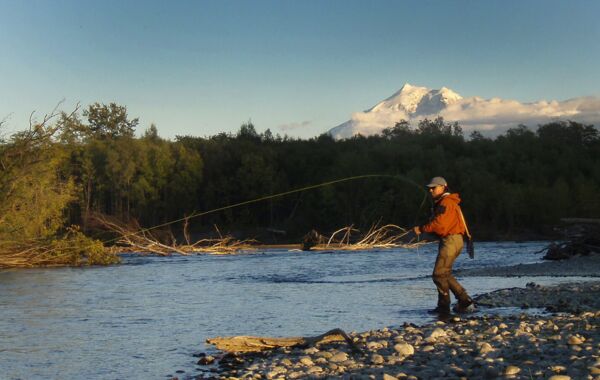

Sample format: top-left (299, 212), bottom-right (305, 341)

top-left (100, 173), bottom-right (429, 246)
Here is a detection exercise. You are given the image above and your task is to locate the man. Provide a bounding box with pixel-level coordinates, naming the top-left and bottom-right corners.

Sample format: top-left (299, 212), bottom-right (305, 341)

top-left (413, 176), bottom-right (473, 315)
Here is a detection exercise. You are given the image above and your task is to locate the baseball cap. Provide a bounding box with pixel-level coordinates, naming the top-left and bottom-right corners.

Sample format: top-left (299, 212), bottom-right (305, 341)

top-left (426, 176), bottom-right (448, 188)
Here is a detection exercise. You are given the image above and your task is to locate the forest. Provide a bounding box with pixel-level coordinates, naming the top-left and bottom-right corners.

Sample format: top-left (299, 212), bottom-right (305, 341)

top-left (1, 102), bottom-right (599, 266)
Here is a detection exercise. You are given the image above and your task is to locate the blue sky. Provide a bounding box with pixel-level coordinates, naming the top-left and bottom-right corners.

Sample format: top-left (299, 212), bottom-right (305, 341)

top-left (1, 0), bottom-right (599, 139)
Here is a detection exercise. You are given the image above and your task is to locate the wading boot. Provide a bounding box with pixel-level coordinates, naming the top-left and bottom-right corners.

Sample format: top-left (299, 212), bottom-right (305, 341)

top-left (453, 297), bottom-right (474, 313)
top-left (427, 306), bottom-right (451, 315)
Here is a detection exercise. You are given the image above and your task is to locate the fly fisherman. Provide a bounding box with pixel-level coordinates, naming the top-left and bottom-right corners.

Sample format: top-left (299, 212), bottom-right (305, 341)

top-left (413, 176), bottom-right (473, 315)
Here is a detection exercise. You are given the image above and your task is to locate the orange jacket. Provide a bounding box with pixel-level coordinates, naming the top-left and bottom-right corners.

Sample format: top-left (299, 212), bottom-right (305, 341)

top-left (421, 193), bottom-right (466, 237)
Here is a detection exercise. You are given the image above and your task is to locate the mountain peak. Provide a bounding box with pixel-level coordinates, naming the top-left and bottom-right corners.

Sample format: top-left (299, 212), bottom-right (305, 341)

top-left (329, 83), bottom-right (600, 140)
top-left (369, 84), bottom-right (457, 114)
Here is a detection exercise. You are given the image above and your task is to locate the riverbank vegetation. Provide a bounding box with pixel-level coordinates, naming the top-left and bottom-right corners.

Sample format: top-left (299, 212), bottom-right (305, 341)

top-left (1, 102), bottom-right (599, 266)
top-left (0, 107), bottom-right (118, 267)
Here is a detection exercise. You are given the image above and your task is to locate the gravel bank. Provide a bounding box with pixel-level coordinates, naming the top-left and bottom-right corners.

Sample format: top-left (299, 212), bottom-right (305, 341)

top-left (457, 254), bottom-right (600, 277)
top-left (475, 281), bottom-right (600, 313)
top-left (185, 256), bottom-right (600, 380)
top-left (195, 311), bottom-right (599, 380)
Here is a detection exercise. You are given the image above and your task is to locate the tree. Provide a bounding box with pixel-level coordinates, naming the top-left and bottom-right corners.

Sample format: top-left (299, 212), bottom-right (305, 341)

top-left (0, 111), bottom-right (116, 267)
top-left (83, 102), bottom-right (138, 139)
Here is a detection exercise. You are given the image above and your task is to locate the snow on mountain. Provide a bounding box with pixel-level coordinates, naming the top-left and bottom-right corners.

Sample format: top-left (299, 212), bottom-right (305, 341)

top-left (328, 84), bottom-right (600, 139)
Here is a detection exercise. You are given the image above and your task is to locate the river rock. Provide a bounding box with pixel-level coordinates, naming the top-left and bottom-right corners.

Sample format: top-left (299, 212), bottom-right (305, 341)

top-left (299, 356), bottom-right (313, 366)
top-left (314, 357), bottom-right (327, 365)
top-left (371, 354), bottom-right (385, 365)
top-left (428, 328), bottom-right (447, 340)
top-left (315, 351), bottom-right (333, 359)
top-left (382, 374), bottom-right (398, 380)
top-left (479, 342), bottom-right (494, 355)
top-left (197, 355), bottom-right (215, 365)
top-left (394, 343), bottom-right (415, 356)
top-left (568, 335), bottom-right (584, 345)
top-left (266, 366), bottom-right (287, 379)
top-left (504, 365), bottom-right (521, 375)
top-left (550, 365), bottom-right (567, 373)
top-left (307, 366), bottom-right (323, 374)
top-left (329, 352), bottom-right (348, 363)
top-left (548, 376), bottom-right (571, 380)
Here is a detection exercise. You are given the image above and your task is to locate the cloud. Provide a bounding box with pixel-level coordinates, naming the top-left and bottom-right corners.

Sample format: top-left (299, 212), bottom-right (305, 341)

top-left (439, 96), bottom-right (600, 134)
top-left (277, 120), bottom-right (312, 132)
top-left (331, 95), bottom-right (600, 138)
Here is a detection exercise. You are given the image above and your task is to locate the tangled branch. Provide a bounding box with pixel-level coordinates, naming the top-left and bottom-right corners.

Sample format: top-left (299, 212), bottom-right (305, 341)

top-left (92, 213), bottom-right (255, 255)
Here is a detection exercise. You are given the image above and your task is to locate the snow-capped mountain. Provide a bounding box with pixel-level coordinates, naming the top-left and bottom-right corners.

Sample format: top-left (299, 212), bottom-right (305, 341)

top-left (328, 84), bottom-right (600, 139)
top-left (368, 83), bottom-right (462, 114)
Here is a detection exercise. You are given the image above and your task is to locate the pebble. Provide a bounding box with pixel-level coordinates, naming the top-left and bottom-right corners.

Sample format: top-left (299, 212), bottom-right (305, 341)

top-left (197, 355), bottom-right (215, 365)
top-left (550, 365), bottom-right (567, 373)
top-left (371, 354), bottom-right (384, 365)
top-left (548, 376), bottom-right (571, 380)
top-left (314, 357), bottom-right (327, 365)
top-left (329, 352), bottom-right (348, 363)
top-left (315, 351), bottom-right (333, 359)
top-left (504, 365), bottom-right (521, 375)
top-left (394, 343), bottom-right (415, 356)
top-left (428, 328), bottom-right (447, 340)
top-left (299, 356), bottom-right (313, 366)
top-left (479, 342), bottom-right (494, 354)
top-left (568, 335), bottom-right (584, 345)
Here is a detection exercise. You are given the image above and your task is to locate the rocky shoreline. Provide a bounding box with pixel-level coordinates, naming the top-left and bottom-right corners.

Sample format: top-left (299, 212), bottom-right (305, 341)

top-left (187, 286), bottom-right (599, 379)
top-left (179, 255), bottom-right (600, 380)
top-left (456, 254), bottom-right (600, 278)
top-left (193, 310), bottom-right (598, 380)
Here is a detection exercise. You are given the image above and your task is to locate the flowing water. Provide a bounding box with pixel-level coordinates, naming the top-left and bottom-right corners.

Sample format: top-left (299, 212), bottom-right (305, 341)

top-left (0, 241), bottom-right (595, 379)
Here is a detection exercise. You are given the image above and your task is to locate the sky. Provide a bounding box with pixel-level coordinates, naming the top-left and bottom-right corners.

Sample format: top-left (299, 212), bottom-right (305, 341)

top-left (1, 0), bottom-right (599, 139)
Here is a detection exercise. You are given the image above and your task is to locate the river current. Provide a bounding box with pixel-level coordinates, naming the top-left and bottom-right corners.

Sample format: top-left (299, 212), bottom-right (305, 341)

top-left (0, 241), bottom-right (593, 379)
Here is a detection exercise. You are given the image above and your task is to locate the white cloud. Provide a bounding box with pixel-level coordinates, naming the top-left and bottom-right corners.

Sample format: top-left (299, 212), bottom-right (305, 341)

top-left (439, 96), bottom-right (600, 134)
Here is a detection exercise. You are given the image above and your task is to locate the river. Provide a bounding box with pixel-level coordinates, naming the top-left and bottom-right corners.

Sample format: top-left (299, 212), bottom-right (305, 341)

top-left (0, 241), bottom-right (592, 379)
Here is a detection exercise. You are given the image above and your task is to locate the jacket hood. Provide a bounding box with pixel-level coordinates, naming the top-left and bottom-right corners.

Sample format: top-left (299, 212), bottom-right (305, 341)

top-left (440, 192), bottom-right (461, 204)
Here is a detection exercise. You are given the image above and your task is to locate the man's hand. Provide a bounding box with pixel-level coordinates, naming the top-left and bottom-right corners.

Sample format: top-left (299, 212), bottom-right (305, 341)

top-left (413, 226), bottom-right (421, 235)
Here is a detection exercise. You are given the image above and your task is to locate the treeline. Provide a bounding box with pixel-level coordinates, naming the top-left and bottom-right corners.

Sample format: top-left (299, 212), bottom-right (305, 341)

top-left (2, 103), bottom-right (600, 260)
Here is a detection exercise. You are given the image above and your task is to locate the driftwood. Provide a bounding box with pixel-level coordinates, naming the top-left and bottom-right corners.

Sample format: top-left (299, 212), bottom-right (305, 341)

top-left (92, 213), bottom-right (255, 255)
top-left (312, 223), bottom-right (430, 251)
top-left (207, 328), bottom-right (362, 354)
top-left (544, 218), bottom-right (600, 260)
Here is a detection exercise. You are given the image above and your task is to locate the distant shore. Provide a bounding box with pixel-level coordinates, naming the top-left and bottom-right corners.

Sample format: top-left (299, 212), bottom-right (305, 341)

top-left (191, 254), bottom-right (600, 380)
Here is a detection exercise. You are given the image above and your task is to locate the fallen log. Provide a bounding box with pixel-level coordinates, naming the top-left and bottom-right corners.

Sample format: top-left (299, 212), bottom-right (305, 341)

top-left (206, 328), bottom-right (363, 354)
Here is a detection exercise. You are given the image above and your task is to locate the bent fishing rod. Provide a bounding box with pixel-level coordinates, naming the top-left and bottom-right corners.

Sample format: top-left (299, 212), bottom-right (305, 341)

top-left (109, 173), bottom-right (429, 244)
